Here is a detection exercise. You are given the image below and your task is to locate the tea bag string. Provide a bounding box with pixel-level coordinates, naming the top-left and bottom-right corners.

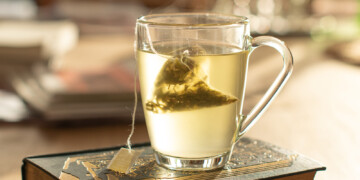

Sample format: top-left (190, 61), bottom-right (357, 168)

top-left (125, 23), bottom-right (164, 152)
top-left (125, 25), bottom-right (144, 152)
top-left (144, 24), bottom-right (201, 77)
top-left (144, 24), bottom-right (167, 59)
top-left (126, 70), bottom-right (137, 152)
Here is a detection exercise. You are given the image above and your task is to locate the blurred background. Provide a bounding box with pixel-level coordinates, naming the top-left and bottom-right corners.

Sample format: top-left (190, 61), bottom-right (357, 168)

top-left (0, 0), bottom-right (360, 179)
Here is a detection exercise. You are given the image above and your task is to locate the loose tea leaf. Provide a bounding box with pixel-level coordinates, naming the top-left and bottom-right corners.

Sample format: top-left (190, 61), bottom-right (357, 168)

top-left (146, 46), bottom-right (238, 113)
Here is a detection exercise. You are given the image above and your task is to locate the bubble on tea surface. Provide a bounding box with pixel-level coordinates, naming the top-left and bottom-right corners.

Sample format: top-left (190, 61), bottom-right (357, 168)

top-left (146, 45), bottom-right (238, 113)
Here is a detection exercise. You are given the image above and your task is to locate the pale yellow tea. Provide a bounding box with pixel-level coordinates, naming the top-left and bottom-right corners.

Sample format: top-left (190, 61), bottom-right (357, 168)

top-left (138, 42), bottom-right (249, 158)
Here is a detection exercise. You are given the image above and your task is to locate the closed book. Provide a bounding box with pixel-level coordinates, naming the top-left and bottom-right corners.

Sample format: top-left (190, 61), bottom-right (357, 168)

top-left (22, 137), bottom-right (325, 179)
top-left (10, 61), bottom-right (142, 121)
top-left (0, 20), bottom-right (78, 64)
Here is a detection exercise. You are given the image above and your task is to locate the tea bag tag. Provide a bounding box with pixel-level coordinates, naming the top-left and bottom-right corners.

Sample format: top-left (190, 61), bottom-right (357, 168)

top-left (107, 148), bottom-right (142, 174)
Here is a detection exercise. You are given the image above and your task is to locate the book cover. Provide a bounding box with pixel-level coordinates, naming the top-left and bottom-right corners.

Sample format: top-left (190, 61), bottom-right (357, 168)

top-left (22, 137), bottom-right (325, 180)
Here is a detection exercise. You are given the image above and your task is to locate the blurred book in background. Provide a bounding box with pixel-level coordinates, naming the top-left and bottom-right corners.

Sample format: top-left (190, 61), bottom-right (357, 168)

top-left (0, 20), bottom-right (78, 66)
top-left (0, 20), bottom-right (79, 122)
top-left (0, 18), bottom-right (142, 122)
top-left (10, 61), bottom-right (142, 121)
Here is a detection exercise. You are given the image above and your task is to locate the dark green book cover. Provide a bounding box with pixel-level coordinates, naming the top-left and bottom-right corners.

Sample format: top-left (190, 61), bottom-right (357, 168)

top-left (22, 137), bottom-right (325, 180)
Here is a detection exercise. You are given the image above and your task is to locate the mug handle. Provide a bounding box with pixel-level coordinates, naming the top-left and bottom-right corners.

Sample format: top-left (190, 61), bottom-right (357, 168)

top-left (236, 36), bottom-right (294, 140)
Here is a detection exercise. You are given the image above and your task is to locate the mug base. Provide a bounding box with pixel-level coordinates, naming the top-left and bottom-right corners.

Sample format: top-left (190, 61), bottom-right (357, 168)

top-left (154, 150), bottom-right (231, 171)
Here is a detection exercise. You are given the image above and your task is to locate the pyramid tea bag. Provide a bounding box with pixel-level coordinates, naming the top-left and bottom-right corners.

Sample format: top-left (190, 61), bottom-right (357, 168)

top-left (146, 46), bottom-right (238, 113)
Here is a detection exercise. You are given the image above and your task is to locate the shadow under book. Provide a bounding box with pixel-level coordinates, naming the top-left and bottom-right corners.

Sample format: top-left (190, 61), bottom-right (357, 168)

top-left (22, 137), bottom-right (325, 179)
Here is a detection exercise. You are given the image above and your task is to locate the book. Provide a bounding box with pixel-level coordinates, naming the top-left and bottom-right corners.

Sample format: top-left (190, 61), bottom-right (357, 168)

top-left (22, 137), bottom-right (325, 179)
top-left (0, 20), bottom-right (78, 65)
top-left (2, 29), bottom-right (143, 122)
top-left (9, 62), bottom-right (143, 121)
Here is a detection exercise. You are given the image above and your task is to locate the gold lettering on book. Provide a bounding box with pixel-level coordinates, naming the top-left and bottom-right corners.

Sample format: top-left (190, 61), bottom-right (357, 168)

top-left (59, 172), bottom-right (79, 180)
top-left (60, 152), bottom-right (115, 179)
top-left (81, 161), bottom-right (101, 180)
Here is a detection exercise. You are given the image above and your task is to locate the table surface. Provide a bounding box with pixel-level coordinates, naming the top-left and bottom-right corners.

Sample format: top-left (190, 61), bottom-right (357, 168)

top-left (1, 35), bottom-right (360, 180)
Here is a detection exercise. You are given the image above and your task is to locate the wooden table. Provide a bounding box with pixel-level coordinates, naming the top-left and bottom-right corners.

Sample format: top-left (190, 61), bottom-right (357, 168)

top-left (1, 36), bottom-right (359, 179)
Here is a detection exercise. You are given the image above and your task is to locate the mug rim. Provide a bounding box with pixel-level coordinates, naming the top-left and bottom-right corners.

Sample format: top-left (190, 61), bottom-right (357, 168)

top-left (137, 12), bottom-right (249, 27)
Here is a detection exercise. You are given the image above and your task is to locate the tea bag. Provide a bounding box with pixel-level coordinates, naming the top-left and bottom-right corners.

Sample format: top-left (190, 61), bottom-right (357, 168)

top-left (146, 46), bottom-right (238, 113)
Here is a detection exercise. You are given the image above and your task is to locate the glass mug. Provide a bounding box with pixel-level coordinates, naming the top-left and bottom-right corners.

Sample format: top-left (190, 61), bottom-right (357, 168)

top-left (136, 13), bottom-right (293, 171)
